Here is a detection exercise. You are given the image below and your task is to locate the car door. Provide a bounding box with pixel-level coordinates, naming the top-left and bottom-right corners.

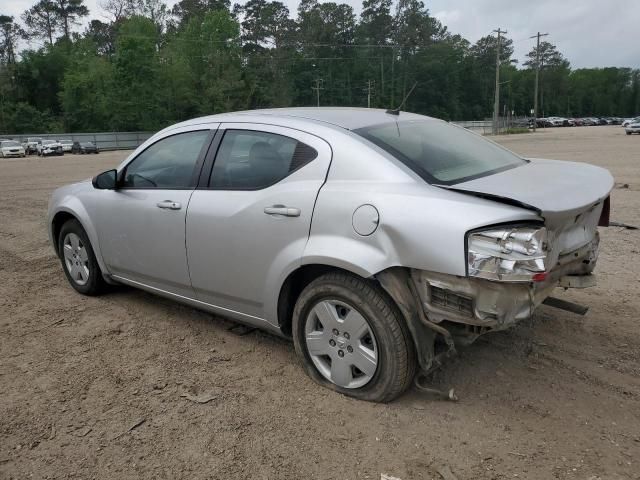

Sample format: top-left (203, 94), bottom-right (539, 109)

top-left (186, 123), bottom-right (332, 326)
top-left (95, 126), bottom-right (216, 297)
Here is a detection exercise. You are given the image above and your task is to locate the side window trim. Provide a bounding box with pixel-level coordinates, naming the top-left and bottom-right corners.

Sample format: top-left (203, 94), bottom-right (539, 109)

top-left (118, 128), bottom-right (216, 190)
top-left (205, 127), bottom-right (318, 191)
top-left (196, 129), bottom-right (224, 189)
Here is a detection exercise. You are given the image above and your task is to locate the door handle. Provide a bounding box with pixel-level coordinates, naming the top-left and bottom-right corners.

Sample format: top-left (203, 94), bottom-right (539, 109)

top-left (264, 205), bottom-right (301, 217)
top-left (156, 200), bottom-right (182, 210)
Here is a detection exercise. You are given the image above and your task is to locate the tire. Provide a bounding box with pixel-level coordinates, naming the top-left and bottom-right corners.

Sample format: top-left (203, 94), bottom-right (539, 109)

top-left (292, 272), bottom-right (416, 402)
top-left (57, 219), bottom-right (105, 296)
top-left (627, 132), bottom-right (632, 135)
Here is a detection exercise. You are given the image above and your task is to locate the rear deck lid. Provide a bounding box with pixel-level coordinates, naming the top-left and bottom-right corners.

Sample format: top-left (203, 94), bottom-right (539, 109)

top-left (437, 158), bottom-right (614, 224)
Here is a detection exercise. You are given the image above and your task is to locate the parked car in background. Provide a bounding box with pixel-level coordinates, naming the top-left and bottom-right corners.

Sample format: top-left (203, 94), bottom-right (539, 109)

top-left (59, 139), bottom-right (74, 152)
top-left (72, 141), bottom-right (99, 154)
top-left (0, 140), bottom-right (26, 158)
top-left (550, 117), bottom-right (570, 127)
top-left (22, 137), bottom-right (42, 154)
top-left (625, 121), bottom-right (640, 135)
top-left (48, 108), bottom-right (614, 402)
top-left (536, 118), bottom-right (554, 128)
top-left (622, 117), bottom-right (640, 127)
top-left (38, 139), bottom-right (64, 156)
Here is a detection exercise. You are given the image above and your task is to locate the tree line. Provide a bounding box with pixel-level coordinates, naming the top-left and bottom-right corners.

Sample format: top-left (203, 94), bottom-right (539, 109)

top-left (0, 0), bottom-right (638, 134)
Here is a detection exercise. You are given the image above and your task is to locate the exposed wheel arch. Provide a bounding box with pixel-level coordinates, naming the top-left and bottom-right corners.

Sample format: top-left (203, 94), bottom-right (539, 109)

top-left (51, 211), bottom-right (79, 255)
top-left (277, 264), bottom-right (340, 336)
top-left (277, 264), bottom-right (406, 337)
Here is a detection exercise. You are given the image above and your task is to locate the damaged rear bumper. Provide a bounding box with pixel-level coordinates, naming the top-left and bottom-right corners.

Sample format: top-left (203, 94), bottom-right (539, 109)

top-left (409, 234), bottom-right (600, 342)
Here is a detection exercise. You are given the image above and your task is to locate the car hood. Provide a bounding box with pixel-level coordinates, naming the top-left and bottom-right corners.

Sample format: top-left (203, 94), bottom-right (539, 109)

top-left (436, 158), bottom-right (614, 225)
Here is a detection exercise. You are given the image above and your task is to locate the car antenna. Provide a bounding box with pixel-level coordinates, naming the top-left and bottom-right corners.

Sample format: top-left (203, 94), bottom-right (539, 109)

top-left (386, 82), bottom-right (418, 116)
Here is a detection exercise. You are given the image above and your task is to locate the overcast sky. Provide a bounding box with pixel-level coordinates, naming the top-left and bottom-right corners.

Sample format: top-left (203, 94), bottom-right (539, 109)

top-left (4, 0), bottom-right (639, 68)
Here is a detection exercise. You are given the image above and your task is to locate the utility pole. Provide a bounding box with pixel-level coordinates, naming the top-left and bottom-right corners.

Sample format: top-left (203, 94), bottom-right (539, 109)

top-left (311, 78), bottom-right (324, 107)
top-left (364, 80), bottom-right (375, 108)
top-left (492, 28), bottom-right (507, 135)
top-left (530, 32), bottom-right (548, 132)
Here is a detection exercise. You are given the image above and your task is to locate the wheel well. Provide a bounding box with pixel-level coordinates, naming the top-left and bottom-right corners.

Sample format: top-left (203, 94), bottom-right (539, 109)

top-left (277, 264), bottom-right (364, 336)
top-left (51, 212), bottom-right (78, 254)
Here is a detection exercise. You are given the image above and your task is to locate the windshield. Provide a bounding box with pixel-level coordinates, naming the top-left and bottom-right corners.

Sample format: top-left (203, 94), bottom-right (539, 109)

top-left (354, 120), bottom-right (526, 185)
top-left (60, 139), bottom-right (72, 144)
top-left (2, 141), bottom-right (20, 147)
top-left (43, 140), bottom-right (55, 145)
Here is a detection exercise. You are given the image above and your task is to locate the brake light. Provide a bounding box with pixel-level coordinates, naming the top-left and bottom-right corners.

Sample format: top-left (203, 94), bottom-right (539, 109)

top-left (532, 272), bottom-right (548, 282)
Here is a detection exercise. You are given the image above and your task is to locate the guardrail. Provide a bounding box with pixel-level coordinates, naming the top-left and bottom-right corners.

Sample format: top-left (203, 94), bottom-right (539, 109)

top-left (3, 131), bottom-right (154, 151)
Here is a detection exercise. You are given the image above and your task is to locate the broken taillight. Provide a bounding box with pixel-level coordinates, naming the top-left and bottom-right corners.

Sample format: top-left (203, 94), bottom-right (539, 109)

top-left (598, 196), bottom-right (610, 227)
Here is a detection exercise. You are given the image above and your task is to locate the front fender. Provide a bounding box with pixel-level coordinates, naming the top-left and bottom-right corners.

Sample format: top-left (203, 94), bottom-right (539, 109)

top-left (48, 183), bottom-right (110, 277)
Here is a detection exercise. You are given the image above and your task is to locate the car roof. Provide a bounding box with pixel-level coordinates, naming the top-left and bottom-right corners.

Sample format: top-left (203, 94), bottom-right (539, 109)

top-left (171, 107), bottom-right (433, 131)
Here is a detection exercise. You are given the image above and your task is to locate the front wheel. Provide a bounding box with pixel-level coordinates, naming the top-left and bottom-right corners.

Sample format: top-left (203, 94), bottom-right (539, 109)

top-left (58, 219), bottom-right (105, 295)
top-left (292, 272), bottom-right (416, 402)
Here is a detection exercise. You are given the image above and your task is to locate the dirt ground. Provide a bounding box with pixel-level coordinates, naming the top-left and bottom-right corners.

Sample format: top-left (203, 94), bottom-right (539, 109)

top-left (1, 126), bottom-right (638, 480)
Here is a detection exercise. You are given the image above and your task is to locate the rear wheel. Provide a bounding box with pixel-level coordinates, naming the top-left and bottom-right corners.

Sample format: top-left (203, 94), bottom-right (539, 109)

top-left (58, 219), bottom-right (105, 295)
top-left (292, 272), bottom-right (415, 402)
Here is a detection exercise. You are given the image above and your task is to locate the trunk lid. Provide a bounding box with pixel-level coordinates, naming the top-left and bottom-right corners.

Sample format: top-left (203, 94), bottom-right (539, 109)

top-left (437, 158), bottom-right (613, 225)
top-left (437, 158), bottom-right (614, 258)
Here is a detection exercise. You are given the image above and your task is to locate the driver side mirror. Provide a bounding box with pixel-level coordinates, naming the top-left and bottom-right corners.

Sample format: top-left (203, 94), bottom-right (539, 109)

top-left (92, 169), bottom-right (118, 190)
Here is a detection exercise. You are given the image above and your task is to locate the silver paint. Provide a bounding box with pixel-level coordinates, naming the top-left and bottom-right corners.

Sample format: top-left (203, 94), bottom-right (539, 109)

top-left (47, 108), bottom-right (613, 343)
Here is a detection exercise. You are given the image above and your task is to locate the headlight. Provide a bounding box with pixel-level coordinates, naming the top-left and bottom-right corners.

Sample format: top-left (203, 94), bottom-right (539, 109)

top-left (467, 225), bottom-right (548, 282)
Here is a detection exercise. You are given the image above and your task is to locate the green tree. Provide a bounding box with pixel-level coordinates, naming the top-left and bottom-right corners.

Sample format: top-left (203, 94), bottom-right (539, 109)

top-left (111, 16), bottom-right (164, 129)
top-left (52, 0), bottom-right (89, 39)
top-left (0, 15), bottom-right (23, 64)
top-left (60, 39), bottom-right (114, 130)
top-left (22, 0), bottom-right (60, 45)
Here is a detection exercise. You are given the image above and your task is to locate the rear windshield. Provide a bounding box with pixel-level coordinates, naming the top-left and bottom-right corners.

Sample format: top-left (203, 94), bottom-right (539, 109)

top-left (354, 120), bottom-right (526, 185)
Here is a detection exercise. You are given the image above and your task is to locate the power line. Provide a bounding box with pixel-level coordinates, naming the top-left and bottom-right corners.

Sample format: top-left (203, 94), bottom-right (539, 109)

top-left (530, 32), bottom-right (549, 131)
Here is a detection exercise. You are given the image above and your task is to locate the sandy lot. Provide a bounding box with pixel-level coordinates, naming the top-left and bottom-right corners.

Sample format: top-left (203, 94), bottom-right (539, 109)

top-left (1, 126), bottom-right (639, 480)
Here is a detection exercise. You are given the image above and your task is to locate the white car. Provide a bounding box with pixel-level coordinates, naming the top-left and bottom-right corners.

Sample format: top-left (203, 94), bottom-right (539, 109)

top-left (622, 117), bottom-right (640, 127)
top-left (22, 137), bottom-right (42, 154)
top-left (59, 139), bottom-right (74, 152)
top-left (625, 122), bottom-right (640, 135)
top-left (37, 139), bottom-right (64, 157)
top-left (0, 140), bottom-right (26, 158)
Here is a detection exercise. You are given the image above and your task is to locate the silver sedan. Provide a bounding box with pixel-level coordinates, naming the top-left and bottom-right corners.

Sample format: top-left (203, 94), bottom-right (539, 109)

top-left (48, 108), bottom-right (613, 402)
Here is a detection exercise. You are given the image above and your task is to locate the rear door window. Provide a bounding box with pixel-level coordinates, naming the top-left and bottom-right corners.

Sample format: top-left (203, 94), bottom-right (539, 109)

top-left (209, 130), bottom-right (318, 190)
